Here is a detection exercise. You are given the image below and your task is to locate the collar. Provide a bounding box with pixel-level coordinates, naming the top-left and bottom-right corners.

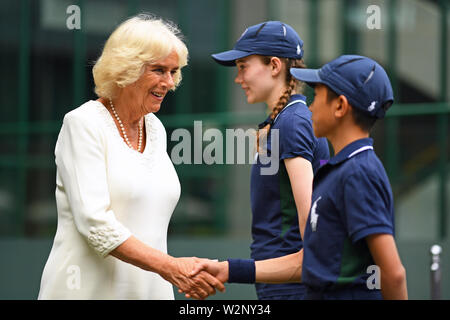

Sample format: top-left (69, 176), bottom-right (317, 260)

top-left (288, 94), bottom-right (307, 104)
top-left (327, 138), bottom-right (374, 166)
top-left (257, 94), bottom-right (307, 129)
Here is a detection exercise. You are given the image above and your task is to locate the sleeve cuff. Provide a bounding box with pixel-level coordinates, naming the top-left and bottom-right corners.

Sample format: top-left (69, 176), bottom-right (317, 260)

top-left (227, 258), bottom-right (256, 284)
top-left (351, 225), bottom-right (394, 243)
top-left (280, 151), bottom-right (313, 162)
top-left (87, 224), bottom-right (132, 258)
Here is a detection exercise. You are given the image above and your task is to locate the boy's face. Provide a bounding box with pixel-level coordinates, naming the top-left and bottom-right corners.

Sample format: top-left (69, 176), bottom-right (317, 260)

top-left (309, 84), bottom-right (336, 138)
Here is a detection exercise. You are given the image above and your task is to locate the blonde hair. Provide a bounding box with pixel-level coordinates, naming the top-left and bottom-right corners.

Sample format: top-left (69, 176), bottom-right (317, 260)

top-left (93, 13), bottom-right (188, 99)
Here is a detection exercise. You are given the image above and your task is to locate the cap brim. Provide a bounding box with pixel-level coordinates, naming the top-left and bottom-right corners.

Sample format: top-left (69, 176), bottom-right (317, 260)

top-left (290, 68), bottom-right (322, 87)
top-left (211, 50), bottom-right (252, 66)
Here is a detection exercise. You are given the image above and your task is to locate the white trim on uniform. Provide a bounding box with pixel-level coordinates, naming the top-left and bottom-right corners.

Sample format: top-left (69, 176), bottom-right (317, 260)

top-left (255, 99), bottom-right (307, 163)
top-left (348, 146), bottom-right (374, 158)
top-left (273, 99), bottom-right (307, 124)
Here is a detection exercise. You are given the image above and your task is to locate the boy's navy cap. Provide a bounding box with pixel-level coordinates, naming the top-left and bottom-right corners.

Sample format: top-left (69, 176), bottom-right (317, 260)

top-left (290, 55), bottom-right (394, 118)
top-left (211, 21), bottom-right (304, 66)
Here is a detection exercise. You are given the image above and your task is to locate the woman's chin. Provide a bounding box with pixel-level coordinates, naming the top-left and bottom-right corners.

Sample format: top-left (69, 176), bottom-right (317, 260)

top-left (146, 103), bottom-right (161, 114)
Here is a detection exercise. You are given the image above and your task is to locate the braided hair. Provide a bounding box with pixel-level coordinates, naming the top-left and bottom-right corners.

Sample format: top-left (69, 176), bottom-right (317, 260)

top-left (257, 56), bottom-right (307, 152)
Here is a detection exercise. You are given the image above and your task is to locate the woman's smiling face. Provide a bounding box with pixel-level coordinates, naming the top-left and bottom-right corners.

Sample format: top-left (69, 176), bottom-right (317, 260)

top-left (124, 50), bottom-right (180, 114)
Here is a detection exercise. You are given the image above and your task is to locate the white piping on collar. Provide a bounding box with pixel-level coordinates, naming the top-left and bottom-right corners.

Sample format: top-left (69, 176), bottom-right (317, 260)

top-left (348, 146), bottom-right (373, 158)
top-left (273, 99), bottom-right (307, 124)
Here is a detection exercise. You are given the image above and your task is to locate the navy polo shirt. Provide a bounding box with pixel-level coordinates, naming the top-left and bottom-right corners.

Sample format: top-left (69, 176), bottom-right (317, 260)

top-left (302, 138), bottom-right (394, 297)
top-left (250, 94), bottom-right (330, 299)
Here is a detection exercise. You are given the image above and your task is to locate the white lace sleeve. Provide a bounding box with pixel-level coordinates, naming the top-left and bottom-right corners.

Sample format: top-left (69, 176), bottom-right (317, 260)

top-left (55, 111), bottom-right (131, 257)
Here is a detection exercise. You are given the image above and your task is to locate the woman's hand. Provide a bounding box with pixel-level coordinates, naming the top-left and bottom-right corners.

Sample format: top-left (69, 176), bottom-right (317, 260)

top-left (110, 237), bottom-right (225, 299)
top-left (162, 257), bottom-right (226, 300)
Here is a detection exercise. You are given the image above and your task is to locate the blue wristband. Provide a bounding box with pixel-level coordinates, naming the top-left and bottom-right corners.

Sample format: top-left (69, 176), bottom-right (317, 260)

top-left (227, 258), bottom-right (256, 284)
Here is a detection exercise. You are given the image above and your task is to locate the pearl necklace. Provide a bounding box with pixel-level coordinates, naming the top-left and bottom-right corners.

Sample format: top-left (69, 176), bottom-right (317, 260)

top-left (109, 99), bottom-right (143, 152)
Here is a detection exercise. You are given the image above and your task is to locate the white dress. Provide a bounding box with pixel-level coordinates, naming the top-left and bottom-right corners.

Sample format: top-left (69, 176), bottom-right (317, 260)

top-left (38, 100), bottom-right (181, 299)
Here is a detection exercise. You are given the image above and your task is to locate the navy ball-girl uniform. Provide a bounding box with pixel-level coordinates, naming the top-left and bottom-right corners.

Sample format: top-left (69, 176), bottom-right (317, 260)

top-left (251, 94), bottom-right (330, 299)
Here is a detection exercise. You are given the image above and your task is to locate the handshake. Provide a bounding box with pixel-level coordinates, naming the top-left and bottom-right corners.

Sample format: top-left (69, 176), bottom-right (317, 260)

top-left (160, 251), bottom-right (303, 299)
top-left (162, 257), bottom-right (230, 300)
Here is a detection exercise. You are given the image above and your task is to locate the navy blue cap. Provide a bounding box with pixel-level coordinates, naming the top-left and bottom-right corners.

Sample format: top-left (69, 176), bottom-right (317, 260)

top-left (290, 55), bottom-right (394, 118)
top-left (212, 21), bottom-right (304, 66)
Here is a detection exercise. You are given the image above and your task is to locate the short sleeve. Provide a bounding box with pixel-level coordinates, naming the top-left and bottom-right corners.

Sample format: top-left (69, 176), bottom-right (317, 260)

top-left (55, 111), bottom-right (132, 257)
top-left (343, 169), bottom-right (394, 243)
top-left (278, 114), bottom-right (315, 161)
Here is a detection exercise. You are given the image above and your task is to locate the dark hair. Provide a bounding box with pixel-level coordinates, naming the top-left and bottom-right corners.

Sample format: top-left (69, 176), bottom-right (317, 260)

top-left (257, 56), bottom-right (306, 150)
top-left (325, 86), bottom-right (376, 132)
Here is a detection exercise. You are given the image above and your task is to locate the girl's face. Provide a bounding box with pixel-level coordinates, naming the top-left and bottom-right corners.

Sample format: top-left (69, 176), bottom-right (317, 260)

top-left (234, 55), bottom-right (277, 104)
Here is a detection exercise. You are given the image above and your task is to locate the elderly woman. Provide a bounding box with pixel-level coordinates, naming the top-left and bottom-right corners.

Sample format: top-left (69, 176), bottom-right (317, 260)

top-left (38, 14), bottom-right (223, 300)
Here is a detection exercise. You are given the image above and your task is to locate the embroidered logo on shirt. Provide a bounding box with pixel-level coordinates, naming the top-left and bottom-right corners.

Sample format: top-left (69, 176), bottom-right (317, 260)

top-left (310, 196), bottom-right (322, 232)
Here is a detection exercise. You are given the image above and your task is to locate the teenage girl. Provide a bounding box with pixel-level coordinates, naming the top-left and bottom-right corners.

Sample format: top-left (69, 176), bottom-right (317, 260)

top-left (210, 21), bottom-right (330, 300)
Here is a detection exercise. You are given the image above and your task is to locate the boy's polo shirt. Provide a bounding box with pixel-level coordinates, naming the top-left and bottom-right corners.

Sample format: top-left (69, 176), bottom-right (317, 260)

top-left (302, 138), bottom-right (394, 292)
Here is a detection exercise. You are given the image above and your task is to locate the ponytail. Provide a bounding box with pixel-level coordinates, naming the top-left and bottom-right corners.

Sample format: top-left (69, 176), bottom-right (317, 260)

top-left (257, 57), bottom-right (307, 152)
